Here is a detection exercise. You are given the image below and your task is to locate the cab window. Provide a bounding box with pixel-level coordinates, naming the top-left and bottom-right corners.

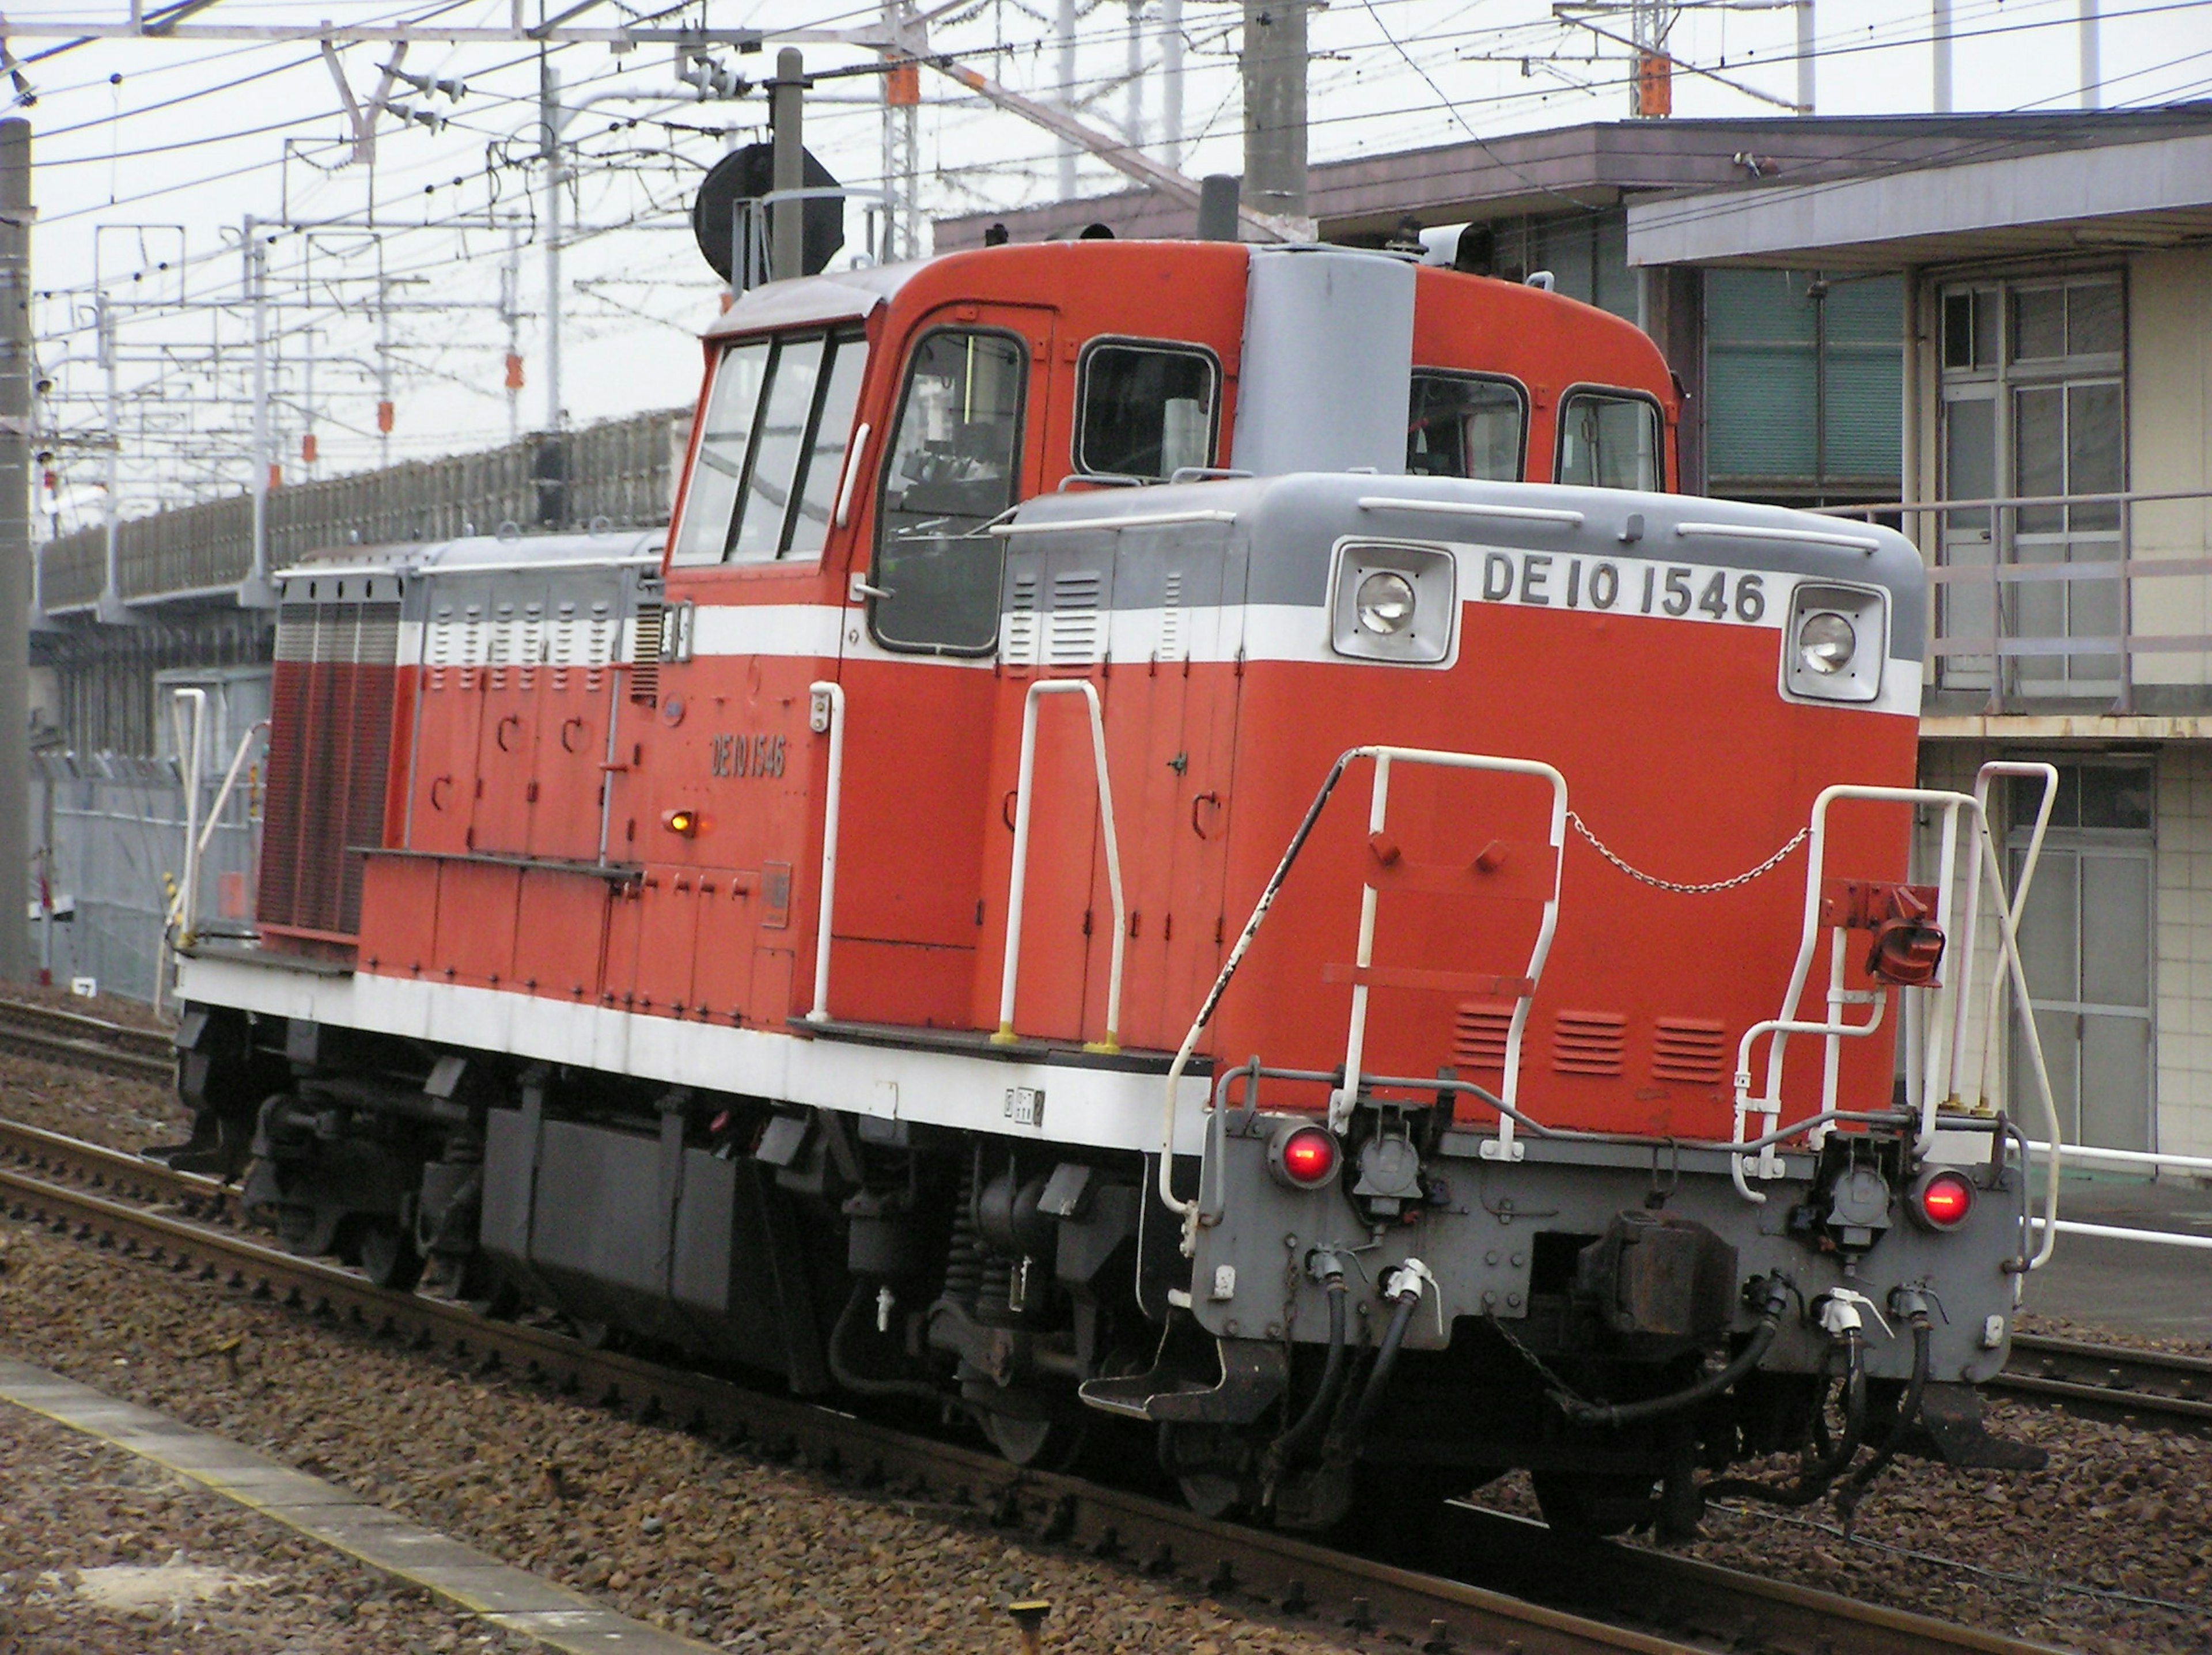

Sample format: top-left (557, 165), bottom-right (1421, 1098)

top-left (1075, 340), bottom-right (1218, 480)
top-left (870, 328), bottom-right (1027, 654)
top-left (1556, 388), bottom-right (1662, 490)
top-left (670, 327), bottom-right (869, 566)
top-left (1407, 372), bottom-right (1525, 480)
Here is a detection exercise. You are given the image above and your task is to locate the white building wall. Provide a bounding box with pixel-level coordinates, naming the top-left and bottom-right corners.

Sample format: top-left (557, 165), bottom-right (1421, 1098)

top-left (2123, 247), bottom-right (2212, 692)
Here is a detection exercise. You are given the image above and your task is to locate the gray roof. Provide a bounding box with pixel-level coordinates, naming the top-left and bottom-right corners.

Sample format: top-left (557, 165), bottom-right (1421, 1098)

top-left (933, 106), bottom-right (2212, 249)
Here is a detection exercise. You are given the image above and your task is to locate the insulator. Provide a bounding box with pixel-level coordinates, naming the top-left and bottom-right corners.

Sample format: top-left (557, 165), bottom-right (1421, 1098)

top-left (887, 62), bottom-right (921, 108)
top-left (505, 352), bottom-right (525, 392)
top-left (267, 463), bottom-right (282, 490)
top-left (376, 399), bottom-right (395, 434)
top-left (300, 432), bottom-right (317, 465)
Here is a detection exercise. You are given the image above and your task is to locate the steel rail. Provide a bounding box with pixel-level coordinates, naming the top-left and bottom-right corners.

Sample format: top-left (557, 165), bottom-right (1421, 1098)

top-left (0, 1150), bottom-right (2073, 1655)
top-left (1994, 1331), bottom-right (2212, 1429)
top-left (0, 996), bottom-right (173, 1082)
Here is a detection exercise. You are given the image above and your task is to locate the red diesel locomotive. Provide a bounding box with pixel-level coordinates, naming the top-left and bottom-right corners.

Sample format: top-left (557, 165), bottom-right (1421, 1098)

top-left (168, 236), bottom-right (2051, 1539)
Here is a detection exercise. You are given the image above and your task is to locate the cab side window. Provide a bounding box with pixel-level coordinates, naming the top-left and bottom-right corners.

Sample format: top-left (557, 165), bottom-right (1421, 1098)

top-left (1407, 372), bottom-right (1526, 480)
top-left (669, 327), bottom-right (869, 566)
top-left (1556, 388), bottom-right (1662, 491)
top-left (869, 328), bottom-right (1027, 654)
top-left (1075, 341), bottom-right (1218, 480)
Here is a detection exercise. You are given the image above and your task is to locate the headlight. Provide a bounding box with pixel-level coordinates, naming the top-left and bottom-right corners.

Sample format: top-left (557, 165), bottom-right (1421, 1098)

top-left (1355, 570), bottom-right (1416, 635)
top-left (1782, 581), bottom-right (1885, 703)
top-left (1331, 541), bottom-right (1456, 665)
top-left (1796, 611), bottom-right (1857, 675)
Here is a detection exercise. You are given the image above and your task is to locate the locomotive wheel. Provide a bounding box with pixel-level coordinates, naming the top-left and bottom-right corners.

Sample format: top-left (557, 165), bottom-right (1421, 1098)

top-left (981, 1409), bottom-right (1087, 1471)
top-left (1158, 1424), bottom-right (1252, 1520)
top-left (1530, 1471), bottom-right (1656, 1540)
top-left (352, 1220), bottom-right (424, 1291)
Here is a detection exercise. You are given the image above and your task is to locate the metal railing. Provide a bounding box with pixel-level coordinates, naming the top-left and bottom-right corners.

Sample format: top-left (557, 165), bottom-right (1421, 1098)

top-left (1821, 485), bottom-right (2212, 714)
top-left (994, 680), bottom-right (1128, 1055)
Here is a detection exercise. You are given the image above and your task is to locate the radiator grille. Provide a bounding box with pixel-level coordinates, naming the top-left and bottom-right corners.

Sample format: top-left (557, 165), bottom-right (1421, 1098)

top-left (1452, 1002), bottom-right (1516, 1071)
top-left (630, 601), bottom-right (663, 705)
top-left (258, 598), bottom-right (400, 940)
top-left (1653, 1017), bottom-right (1730, 1086)
top-left (1551, 1010), bottom-right (1627, 1077)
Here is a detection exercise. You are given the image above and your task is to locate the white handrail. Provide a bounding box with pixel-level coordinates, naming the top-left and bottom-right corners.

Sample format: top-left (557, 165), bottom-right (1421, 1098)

top-left (1334, 748), bottom-right (1568, 1161)
top-left (2030, 1217), bottom-right (2212, 1253)
top-left (804, 680), bottom-right (847, 1024)
top-left (164, 719), bottom-right (268, 933)
top-left (994, 680), bottom-right (1126, 1055)
top-left (1729, 780), bottom-right (2062, 1228)
top-left (1158, 744), bottom-right (1566, 1234)
top-left (2024, 1140), bottom-right (2212, 1174)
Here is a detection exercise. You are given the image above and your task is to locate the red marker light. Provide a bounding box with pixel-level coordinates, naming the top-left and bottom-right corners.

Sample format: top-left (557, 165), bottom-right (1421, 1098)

top-left (1912, 1169), bottom-right (1975, 1230)
top-left (1271, 1125), bottom-right (1339, 1190)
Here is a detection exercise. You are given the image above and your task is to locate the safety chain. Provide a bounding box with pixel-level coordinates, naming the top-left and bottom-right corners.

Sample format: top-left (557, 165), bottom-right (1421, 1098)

top-left (1484, 1311), bottom-right (1594, 1409)
top-left (1566, 811), bottom-right (1810, 896)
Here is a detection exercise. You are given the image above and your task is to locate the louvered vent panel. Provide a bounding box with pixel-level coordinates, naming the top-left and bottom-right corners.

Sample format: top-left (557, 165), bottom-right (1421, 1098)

top-left (630, 602), bottom-right (663, 705)
top-left (1047, 569), bottom-right (1103, 666)
top-left (1452, 1002), bottom-right (1516, 1071)
top-left (256, 598), bottom-right (400, 941)
top-left (1654, 1018), bottom-right (1730, 1085)
top-left (1552, 1010), bottom-right (1627, 1077)
top-left (1004, 571), bottom-right (1041, 666)
top-left (1158, 569), bottom-right (1185, 661)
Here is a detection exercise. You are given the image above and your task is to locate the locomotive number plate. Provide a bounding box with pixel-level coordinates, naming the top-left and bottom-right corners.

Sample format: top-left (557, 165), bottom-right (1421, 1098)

top-left (1004, 1086), bottom-right (1046, 1128)
top-left (1468, 547), bottom-right (1784, 628)
top-left (709, 732), bottom-right (786, 779)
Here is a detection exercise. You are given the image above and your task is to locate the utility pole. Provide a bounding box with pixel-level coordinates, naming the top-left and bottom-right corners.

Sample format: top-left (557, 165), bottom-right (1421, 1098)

top-left (501, 226), bottom-right (522, 443)
top-left (96, 290), bottom-right (123, 620)
top-left (1796, 0), bottom-right (1815, 114)
top-left (2078, 0), bottom-right (2100, 108)
top-left (1161, 0), bottom-right (1183, 166)
top-left (1242, 0), bottom-right (1307, 225)
top-left (541, 58), bottom-right (563, 431)
top-left (1056, 0), bottom-right (1078, 199)
top-left (0, 119), bottom-right (30, 980)
top-left (1124, 1), bottom-right (1145, 155)
top-left (245, 214), bottom-right (271, 600)
top-left (771, 48), bottom-right (805, 283)
top-left (1932, 0), bottom-right (1953, 113)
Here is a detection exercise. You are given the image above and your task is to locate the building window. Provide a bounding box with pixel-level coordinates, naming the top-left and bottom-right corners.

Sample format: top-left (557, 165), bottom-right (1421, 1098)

top-left (1705, 270), bottom-right (1902, 505)
top-left (869, 329), bottom-right (1027, 654)
top-left (1555, 388), bottom-right (1661, 491)
top-left (671, 328), bottom-right (869, 567)
top-left (1937, 274), bottom-right (2124, 699)
top-left (1074, 341), bottom-right (1218, 480)
top-left (2006, 760), bottom-right (2153, 1152)
top-left (1407, 372), bottom-right (1525, 480)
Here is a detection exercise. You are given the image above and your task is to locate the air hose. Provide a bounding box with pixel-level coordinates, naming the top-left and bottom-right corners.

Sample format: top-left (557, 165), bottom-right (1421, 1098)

top-left (826, 1281), bottom-right (940, 1400)
top-left (1264, 1259), bottom-right (1350, 1475)
top-left (1551, 1273), bottom-right (1794, 1431)
top-left (1834, 1293), bottom-right (1936, 1523)
top-left (1705, 1290), bottom-right (1880, 1509)
top-left (1350, 1260), bottom-right (1433, 1436)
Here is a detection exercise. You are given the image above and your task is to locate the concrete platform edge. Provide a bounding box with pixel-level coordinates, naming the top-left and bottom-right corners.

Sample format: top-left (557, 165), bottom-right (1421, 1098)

top-left (0, 1355), bottom-right (721, 1655)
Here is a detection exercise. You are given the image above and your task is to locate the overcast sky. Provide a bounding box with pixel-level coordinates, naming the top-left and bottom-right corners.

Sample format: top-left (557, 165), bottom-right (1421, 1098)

top-left (25, 0), bottom-right (2212, 539)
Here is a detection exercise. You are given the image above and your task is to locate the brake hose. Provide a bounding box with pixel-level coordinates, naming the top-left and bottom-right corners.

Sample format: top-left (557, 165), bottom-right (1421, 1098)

top-left (1834, 1294), bottom-right (1936, 1523)
top-left (825, 1281), bottom-right (940, 1401)
top-left (1350, 1261), bottom-right (1433, 1436)
top-left (1264, 1258), bottom-right (1350, 1475)
top-left (1705, 1294), bottom-right (1877, 1509)
top-left (1552, 1273), bottom-right (1794, 1431)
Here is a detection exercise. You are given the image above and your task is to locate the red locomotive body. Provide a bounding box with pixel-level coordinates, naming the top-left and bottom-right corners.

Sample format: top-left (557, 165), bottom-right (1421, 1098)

top-left (173, 238), bottom-right (2046, 1536)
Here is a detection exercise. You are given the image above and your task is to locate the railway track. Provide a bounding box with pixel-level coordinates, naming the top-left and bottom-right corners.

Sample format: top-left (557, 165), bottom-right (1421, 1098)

top-left (0, 1123), bottom-right (2071, 1655)
top-left (1997, 1331), bottom-right (2212, 1427)
top-left (0, 995), bottom-right (173, 1083)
